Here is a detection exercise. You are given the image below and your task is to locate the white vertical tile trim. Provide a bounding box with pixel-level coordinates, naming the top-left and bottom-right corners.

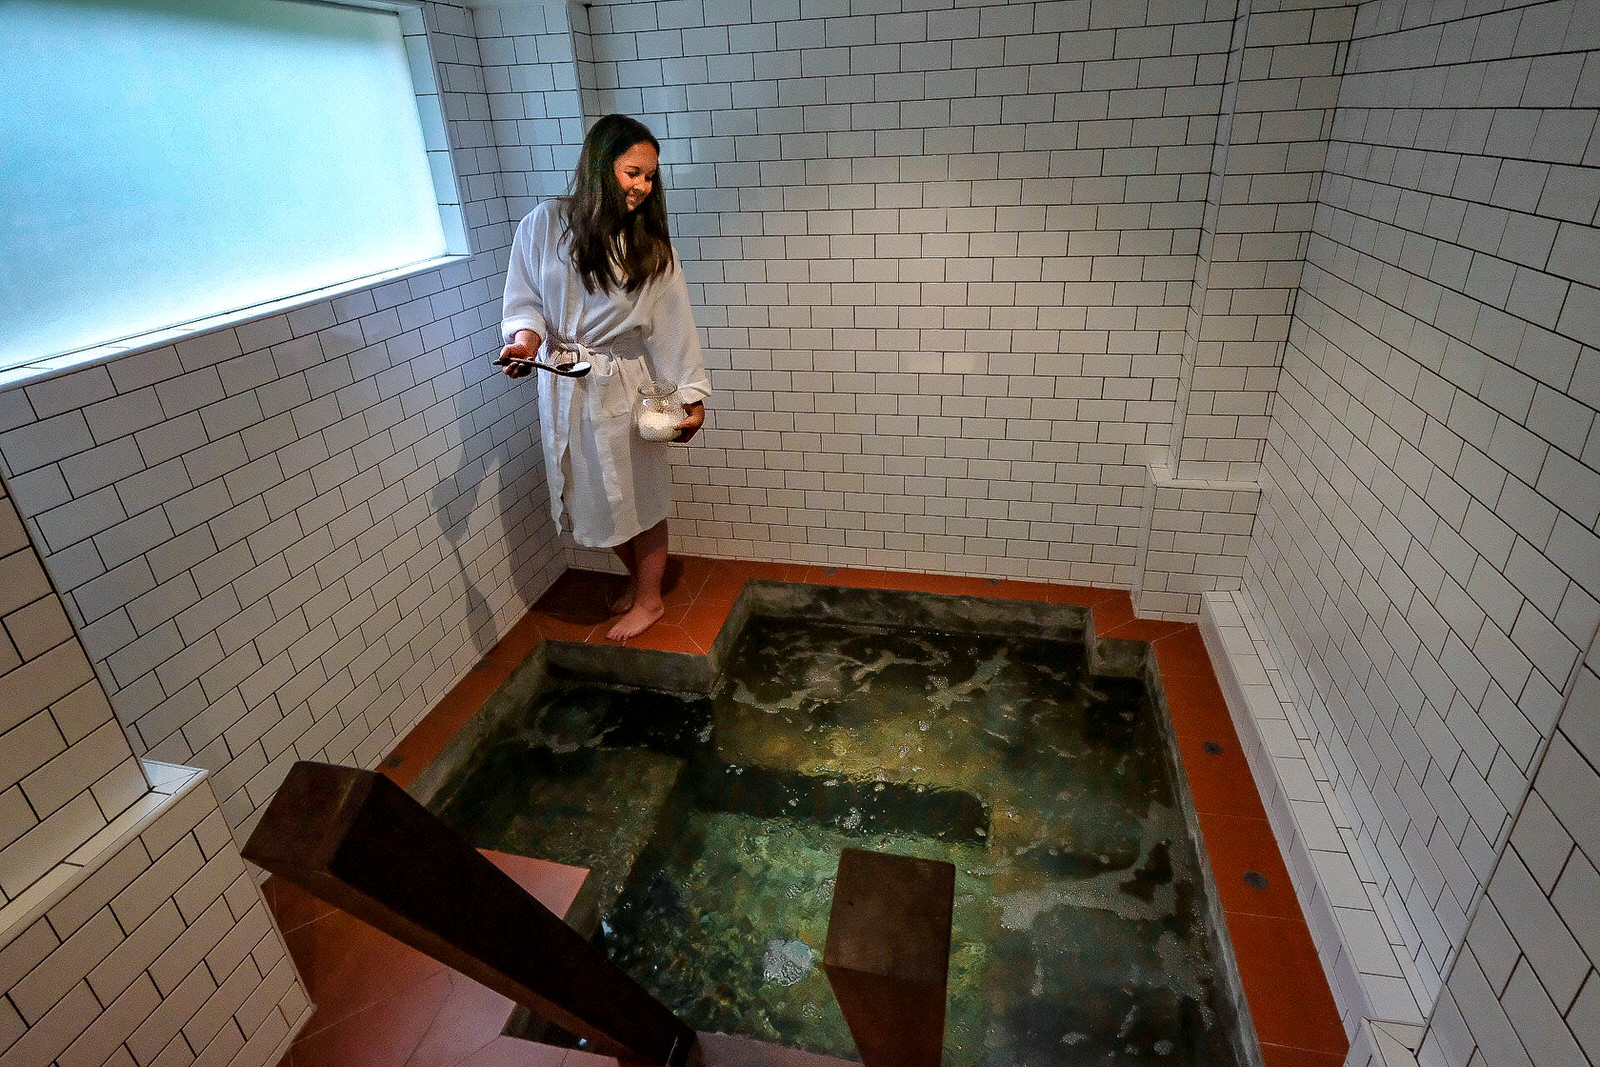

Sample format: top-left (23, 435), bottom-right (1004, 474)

top-left (1134, 464), bottom-right (1260, 620)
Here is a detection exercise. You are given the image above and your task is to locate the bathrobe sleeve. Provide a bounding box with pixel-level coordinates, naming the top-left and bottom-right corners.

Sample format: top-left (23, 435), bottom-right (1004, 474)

top-left (501, 206), bottom-right (552, 344)
top-left (645, 253), bottom-right (711, 405)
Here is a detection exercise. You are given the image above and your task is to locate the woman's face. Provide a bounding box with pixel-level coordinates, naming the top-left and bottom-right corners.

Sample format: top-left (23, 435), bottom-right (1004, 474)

top-left (613, 141), bottom-right (658, 213)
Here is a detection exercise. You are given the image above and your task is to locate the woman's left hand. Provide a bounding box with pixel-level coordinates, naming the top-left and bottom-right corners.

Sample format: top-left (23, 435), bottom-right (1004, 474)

top-left (675, 401), bottom-right (706, 443)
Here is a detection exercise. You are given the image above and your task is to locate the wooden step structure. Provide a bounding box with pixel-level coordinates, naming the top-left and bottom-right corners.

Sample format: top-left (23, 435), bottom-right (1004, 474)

top-left (823, 847), bottom-right (956, 1067)
top-left (244, 761), bottom-right (696, 1066)
top-left (247, 760), bottom-right (954, 1067)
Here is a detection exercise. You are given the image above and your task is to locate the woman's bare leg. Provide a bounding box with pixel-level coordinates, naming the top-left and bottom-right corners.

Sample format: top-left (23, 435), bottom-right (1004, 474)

top-left (610, 540), bottom-right (637, 614)
top-left (606, 519), bottom-right (668, 641)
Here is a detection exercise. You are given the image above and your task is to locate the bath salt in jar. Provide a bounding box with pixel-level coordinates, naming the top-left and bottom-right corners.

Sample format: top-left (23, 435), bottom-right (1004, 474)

top-left (635, 380), bottom-right (685, 442)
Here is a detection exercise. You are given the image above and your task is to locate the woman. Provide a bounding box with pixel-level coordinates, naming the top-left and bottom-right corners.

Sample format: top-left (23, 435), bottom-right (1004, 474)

top-left (499, 114), bottom-right (709, 641)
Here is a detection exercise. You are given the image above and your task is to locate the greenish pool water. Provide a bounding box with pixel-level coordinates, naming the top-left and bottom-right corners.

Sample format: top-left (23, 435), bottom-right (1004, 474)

top-left (433, 613), bottom-right (1247, 1066)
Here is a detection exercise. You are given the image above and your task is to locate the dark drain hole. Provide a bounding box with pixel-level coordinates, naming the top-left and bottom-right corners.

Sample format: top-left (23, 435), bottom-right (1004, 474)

top-left (1203, 741), bottom-right (1224, 755)
top-left (1243, 870), bottom-right (1269, 889)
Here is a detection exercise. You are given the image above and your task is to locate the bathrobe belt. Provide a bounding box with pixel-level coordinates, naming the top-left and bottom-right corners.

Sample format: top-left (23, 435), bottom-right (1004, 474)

top-left (544, 325), bottom-right (654, 533)
top-left (544, 325), bottom-right (650, 375)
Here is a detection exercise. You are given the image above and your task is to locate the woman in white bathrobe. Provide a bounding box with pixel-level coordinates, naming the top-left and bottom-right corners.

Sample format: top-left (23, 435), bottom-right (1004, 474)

top-left (498, 115), bottom-right (710, 641)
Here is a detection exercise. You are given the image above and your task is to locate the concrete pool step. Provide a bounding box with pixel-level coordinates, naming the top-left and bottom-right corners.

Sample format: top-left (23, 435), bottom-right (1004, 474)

top-left (494, 1026), bottom-right (864, 1066)
top-left (696, 1031), bottom-right (862, 1065)
top-left (432, 742), bottom-right (689, 919)
top-left (689, 758), bottom-right (991, 843)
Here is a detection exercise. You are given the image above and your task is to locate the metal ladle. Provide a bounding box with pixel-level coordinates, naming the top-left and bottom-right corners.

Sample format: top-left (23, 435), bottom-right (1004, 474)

top-left (496, 355), bottom-right (592, 378)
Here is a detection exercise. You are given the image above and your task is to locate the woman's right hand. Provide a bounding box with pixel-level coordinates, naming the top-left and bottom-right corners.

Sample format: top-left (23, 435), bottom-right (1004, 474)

top-left (496, 331), bottom-right (542, 378)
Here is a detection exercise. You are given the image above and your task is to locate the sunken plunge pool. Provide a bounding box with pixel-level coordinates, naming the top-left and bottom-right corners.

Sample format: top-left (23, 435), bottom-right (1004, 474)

top-left (417, 582), bottom-right (1256, 1067)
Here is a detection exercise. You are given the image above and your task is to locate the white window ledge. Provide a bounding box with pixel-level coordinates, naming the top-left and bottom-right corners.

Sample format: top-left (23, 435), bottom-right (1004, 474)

top-left (0, 252), bottom-right (473, 395)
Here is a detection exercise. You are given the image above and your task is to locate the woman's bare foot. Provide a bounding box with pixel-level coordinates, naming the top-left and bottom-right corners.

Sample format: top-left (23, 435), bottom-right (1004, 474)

top-left (608, 581), bottom-right (636, 615)
top-left (606, 600), bottom-right (664, 641)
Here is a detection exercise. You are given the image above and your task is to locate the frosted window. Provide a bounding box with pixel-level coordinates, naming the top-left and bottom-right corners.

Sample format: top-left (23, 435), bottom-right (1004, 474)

top-left (0, 0), bottom-right (455, 370)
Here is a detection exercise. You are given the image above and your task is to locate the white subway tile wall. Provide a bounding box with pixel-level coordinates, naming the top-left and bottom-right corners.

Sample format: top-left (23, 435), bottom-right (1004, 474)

top-left (0, 308), bottom-right (311, 1067)
top-left (1349, 1018), bottom-right (1430, 1067)
top-left (1171, 0), bottom-right (1353, 484)
top-left (538, 0), bottom-right (1255, 583)
top-left (0, 766), bottom-right (308, 1067)
top-left (534, 0), bottom-right (1348, 598)
top-left (2, 3), bottom-right (557, 1061)
top-left (1248, 0), bottom-right (1600, 1059)
top-left (1136, 466), bottom-right (1261, 617)
top-left (1416, 633), bottom-right (1599, 1067)
top-left (0, 1), bottom-right (563, 838)
top-left (0, 478), bottom-right (148, 909)
top-left (1, 0), bottom-right (1598, 1065)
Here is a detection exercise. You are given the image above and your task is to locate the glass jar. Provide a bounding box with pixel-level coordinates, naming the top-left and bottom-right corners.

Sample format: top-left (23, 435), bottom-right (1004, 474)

top-left (635, 379), bottom-right (685, 441)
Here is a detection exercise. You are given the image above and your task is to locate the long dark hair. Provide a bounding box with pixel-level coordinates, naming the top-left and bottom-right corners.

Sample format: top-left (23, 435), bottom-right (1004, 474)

top-left (563, 114), bottom-right (673, 294)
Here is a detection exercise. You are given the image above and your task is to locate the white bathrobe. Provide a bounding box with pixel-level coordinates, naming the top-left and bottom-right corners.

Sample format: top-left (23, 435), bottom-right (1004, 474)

top-left (501, 200), bottom-right (711, 548)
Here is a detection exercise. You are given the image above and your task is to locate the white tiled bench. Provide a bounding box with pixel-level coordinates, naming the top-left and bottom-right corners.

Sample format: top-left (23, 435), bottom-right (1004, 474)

top-left (1201, 590), bottom-right (1429, 1064)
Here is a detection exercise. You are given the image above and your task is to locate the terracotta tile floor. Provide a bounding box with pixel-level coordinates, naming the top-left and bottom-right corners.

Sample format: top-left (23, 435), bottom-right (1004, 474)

top-left (270, 557), bottom-right (1348, 1067)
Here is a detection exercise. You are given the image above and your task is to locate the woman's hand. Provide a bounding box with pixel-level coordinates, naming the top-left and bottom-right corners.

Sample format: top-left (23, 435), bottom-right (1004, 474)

top-left (495, 330), bottom-right (542, 378)
top-left (675, 401), bottom-right (706, 443)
